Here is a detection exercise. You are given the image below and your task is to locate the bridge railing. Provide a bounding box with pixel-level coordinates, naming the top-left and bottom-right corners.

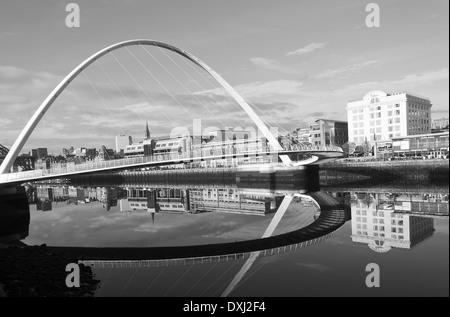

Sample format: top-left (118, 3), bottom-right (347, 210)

top-left (0, 145), bottom-right (341, 183)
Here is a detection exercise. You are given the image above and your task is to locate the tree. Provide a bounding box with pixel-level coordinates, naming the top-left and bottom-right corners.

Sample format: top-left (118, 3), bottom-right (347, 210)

top-left (361, 140), bottom-right (373, 157)
top-left (341, 142), bottom-right (356, 157)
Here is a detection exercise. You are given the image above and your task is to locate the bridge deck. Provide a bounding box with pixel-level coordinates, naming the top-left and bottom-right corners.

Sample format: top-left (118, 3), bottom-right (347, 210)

top-left (0, 148), bottom-right (342, 185)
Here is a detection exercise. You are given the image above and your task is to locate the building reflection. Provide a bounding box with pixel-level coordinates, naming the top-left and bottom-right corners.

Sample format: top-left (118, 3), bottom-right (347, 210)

top-left (33, 185), bottom-right (123, 211)
top-left (32, 183), bottom-right (284, 217)
top-left (121, 187), bottom-right (283, 216)
top-left (350, 192), bottom-right (445, 252)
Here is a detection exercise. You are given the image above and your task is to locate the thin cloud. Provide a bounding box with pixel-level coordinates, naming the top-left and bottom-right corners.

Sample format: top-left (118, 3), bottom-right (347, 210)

top-left (335, 67), bottom-right (449, 97)
top-left (198, 80), bottom-right (304, 99)
top-left (250, 57), bottom-right (294, 73)
top-left (286, 43), bottom-right (327, 56)
top-left (314, 60), bottom-right (378, 79)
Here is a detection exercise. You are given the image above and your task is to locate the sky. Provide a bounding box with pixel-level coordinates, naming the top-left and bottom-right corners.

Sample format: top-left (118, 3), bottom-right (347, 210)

top-left (0, 0), bottom-right (448, 153)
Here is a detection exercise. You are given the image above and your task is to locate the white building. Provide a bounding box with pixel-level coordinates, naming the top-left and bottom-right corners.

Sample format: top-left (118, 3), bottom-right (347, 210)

top-left (115, 134), bottom-right (133, 153)
top-left (347, 91), bottom-right (432, 145)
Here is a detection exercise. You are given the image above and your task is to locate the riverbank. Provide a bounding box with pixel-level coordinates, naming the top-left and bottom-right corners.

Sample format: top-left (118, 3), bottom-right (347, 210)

top-left (0, 244), bottom-right (100, 297)
top-left (321, 159), bottom-right (449, 186)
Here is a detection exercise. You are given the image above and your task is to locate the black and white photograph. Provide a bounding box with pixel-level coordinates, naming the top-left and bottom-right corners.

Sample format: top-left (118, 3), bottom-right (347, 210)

top-left (0, 0), bottom-right (448, 300)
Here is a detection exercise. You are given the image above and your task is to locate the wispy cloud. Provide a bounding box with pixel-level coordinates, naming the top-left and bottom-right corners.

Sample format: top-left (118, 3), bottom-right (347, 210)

top-left (314, 60), bottom-right (379, 79)
top-left (286, 43), bottom-right (327, 56)
top-left (250, 57), bottom-right (294, 73)
top-left (334, 67), bottom-right (449, 97)
top-left (198, 80), bottom-right (304, 99)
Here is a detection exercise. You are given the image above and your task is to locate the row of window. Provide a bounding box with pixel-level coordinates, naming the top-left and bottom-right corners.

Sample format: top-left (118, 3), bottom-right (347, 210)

top-left (351, 103), bottom-right (403, 115)
top-left (155, 142), bottom-right (180, 148)
top-left (409, 118), bottom-right (429, 125)
top-left (408, 109), bottom-right (429, 118)
top-left (409, 103), bottom-right (429, 111)
top-left (356, 231), bottom-right (405, 240)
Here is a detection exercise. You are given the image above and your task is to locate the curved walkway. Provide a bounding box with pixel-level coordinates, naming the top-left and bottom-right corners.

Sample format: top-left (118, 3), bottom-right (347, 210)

top-left (48, 191), bottom-right (349, 265)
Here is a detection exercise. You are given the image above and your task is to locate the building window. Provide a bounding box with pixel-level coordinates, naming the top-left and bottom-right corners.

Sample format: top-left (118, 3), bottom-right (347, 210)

top-left (395, 118), bottom-right (400, 123)
top-left (388, 111), bottom-right (393, 116)
top-left (395, 110), bottom-right (401, 115)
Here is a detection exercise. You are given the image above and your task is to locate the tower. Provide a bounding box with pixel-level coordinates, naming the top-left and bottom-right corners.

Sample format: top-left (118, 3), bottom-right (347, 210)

top-left (145, 121), bottom-right (151, 140)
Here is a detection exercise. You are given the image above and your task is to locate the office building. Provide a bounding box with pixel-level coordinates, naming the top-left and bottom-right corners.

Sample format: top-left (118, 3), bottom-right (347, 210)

top-left (115, 134), bottom-right (133, 153)
top-left (292, 127), bottom-right (313, 144)
top-left (374, 131), bottom-right (449, 158)
top-left (31, 148), bottom-right (48, 159)
top-left (310, 119), bottom-right (348, 147)
top-left (347, 91), bottom-right (432, 145)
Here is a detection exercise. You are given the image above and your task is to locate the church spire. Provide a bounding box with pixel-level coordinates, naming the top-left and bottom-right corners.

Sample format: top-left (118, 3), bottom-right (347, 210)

top-left (145, 121), bottom-right (151, 140)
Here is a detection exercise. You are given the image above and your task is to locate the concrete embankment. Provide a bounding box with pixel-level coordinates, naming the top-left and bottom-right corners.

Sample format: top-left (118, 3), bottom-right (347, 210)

top-left (320, 159), bottom-right (449, 188)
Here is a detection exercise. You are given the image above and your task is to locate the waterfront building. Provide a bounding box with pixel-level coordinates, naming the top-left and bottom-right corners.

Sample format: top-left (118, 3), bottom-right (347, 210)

top-left (292, 127), bottom-right (313, 145)
top-left (310, 119), bottom-right (348, 147)
top-left (115, 134), bottom-right (133, 153)
top-left (347, 91), bottom-right (432, 145)
top-left (374, 131), bottom-right (449, 158)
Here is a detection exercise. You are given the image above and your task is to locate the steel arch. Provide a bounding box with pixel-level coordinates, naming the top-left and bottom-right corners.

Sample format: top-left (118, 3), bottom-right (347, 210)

top-left (0, 39), bottom-right (289, 174)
